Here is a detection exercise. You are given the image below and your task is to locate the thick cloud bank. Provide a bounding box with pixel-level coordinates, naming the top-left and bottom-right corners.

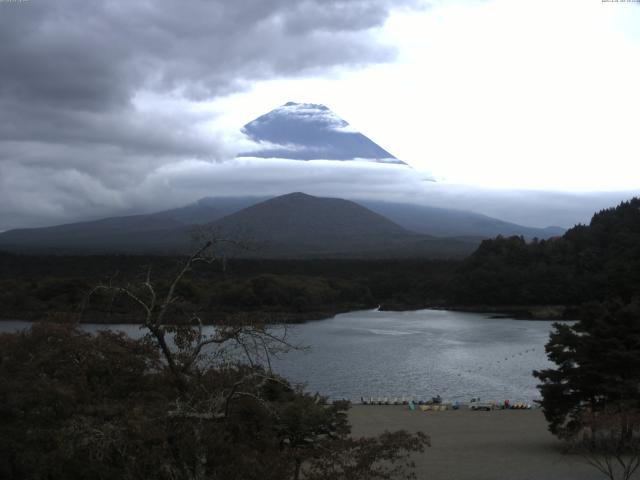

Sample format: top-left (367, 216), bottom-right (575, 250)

top-left (4, 155), bottom-right (633, 232)
top-left (133, 159), bottom-right (638, 229)
top-left (0, 0), bottom-right (419, 230)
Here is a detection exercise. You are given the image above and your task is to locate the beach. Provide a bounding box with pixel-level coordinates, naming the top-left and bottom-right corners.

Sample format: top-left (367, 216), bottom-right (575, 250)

top-left (348, 406), bottom-right (603, 480)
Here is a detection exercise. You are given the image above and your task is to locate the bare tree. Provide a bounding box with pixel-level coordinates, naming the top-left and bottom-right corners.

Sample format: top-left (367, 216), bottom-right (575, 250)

top-left (573, 406), bottom-right (640, 480)
top-left (79, 238), bottom-right (429, 480)
top-left (87, 238), bottom-right (297, 410)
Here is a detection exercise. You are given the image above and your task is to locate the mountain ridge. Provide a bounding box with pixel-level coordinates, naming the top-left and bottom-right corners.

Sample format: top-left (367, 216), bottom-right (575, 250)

top-left (0, 193), bottom-right (565, 257)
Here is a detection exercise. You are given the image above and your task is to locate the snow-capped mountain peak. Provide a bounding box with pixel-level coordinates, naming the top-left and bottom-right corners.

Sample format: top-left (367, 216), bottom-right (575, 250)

top-left (238, 102), bottom-right (406, 164)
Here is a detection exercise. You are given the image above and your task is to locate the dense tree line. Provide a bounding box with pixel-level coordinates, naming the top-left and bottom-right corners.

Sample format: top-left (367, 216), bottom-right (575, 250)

top-left (450, 198), bottom-right (640, 307)
top-left (0, 255), bottom-right (457, 323)
top-left (2, 198), bottom-right (639, 323)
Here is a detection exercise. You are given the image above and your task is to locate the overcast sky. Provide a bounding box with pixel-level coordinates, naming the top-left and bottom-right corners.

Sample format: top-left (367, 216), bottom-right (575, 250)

top-left (1, 0), bottom-right (639, 231)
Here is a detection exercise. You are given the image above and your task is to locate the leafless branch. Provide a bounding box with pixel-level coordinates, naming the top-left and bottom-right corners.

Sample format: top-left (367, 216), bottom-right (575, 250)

top-left (84, 238), bottom-right (302, 395)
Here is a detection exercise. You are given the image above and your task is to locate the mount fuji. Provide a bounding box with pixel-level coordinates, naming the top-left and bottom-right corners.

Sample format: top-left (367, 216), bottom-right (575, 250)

top-left (239, 102), bottom-right (406, 165)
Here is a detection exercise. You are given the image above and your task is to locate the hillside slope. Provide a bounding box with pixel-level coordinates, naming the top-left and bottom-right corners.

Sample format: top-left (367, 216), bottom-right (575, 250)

top-left (450, 197), bottom-right (640, 305)
top-left (0, 193), bottom-right (478, 258)
top-left (359, 200), bottom-right (565, 239)
top-left (209, 193), bottom-right (477, 258)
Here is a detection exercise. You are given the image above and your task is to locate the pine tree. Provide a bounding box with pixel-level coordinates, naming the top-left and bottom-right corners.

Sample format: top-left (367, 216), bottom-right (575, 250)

top-left (534, 300), bottom-right (640, 438)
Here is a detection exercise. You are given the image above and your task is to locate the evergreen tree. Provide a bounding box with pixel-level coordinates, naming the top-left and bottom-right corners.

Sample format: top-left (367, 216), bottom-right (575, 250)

top-left (534, 300), bottom-right (640, 438)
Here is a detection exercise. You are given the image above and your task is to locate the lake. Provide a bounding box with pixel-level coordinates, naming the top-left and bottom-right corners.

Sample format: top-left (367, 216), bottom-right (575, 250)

top-left (0, 309), bottom-right (563, 403)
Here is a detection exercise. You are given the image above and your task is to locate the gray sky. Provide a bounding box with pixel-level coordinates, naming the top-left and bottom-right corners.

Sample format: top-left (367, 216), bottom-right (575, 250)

top-left (1, 0), bottom-right (638, 231)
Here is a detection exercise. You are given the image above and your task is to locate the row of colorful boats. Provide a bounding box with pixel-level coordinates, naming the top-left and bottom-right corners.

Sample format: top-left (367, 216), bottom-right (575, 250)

top-left (360, 396), bottom-right (441, 405)
top-left (358, 396), bottom-right (534, 410)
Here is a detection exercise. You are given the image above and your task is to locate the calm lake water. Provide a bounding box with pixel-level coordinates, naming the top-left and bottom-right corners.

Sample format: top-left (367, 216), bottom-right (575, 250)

top-left (0, 309), bottom-right (563, 403)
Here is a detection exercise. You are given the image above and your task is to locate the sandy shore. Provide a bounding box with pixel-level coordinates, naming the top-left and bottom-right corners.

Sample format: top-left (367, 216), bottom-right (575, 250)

top-left (348, 405), bottom-right (603, 480)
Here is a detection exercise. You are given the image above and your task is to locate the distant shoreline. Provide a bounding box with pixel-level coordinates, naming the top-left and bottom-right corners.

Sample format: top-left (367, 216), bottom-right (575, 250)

top-left (0, 303), bottom-right (577, 326)
top-left (0, 309), bottom-right (350, 326)
top-left (380, 303), bottom-right (577, 321)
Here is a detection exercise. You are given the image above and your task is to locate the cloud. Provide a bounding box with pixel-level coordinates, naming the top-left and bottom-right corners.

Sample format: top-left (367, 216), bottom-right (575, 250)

top-left (0, 0), bottom-right (420, 230)
top-left (1, 1), bottom-right (413, 107)
top-left (155, 159), bottom-right (634, 229)
top-left (223, 0), bottom-right (640, 191)
top-left (364, 0), bottom-right (640, 190)
top-left (1, 0), bottom-right (636, 233)
top-left (137, 158), bottom-right (425, 202)
top-left (410, 184), bottom-right (640, 228)
top-left (1, 153), bottom-right (635, 231)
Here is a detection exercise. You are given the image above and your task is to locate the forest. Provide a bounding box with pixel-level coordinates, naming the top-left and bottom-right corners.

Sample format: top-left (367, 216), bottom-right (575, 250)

top-left (450, 197), bottom-right (640, 308)
top-left (1, 199), bottom-right (639, 324)
top-left (0, 254), bottom-right (457, 324)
